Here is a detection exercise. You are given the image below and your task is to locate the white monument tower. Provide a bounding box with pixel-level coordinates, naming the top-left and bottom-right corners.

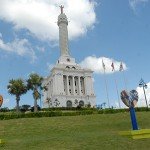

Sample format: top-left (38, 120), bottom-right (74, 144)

top-left (42, 6), bottom-right (96, 107)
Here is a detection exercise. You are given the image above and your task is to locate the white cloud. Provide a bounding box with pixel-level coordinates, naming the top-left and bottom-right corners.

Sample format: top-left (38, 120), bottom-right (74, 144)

top-left (136, 82), bottom-right (150, 107)
top-left (0, 0), bottom-right (96, 42)
top-left (0, 35), bottom-right (36, 61)
top-left (80, 56), bottom-right (127, 74)
top-left (129, 0), bottom-right (149, 11)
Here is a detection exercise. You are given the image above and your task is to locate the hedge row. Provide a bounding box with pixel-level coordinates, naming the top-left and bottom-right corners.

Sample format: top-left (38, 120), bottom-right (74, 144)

top-left (41, 107), bottom-right (96, 111)
top-left (97, 107), bottom-right (150, 114)
top-left (97, 108), bottom-right (128, 114)
top-left (1, 106), bottom-right (149, 113)
top-left (135, 107), bottom-right (150, 111)
top-left (39, 107), bottom-right (150, 112)
top-left (0, 110), bottom-right (95, 120)
top-left (0, 107), bottom-right (149, 120)
top-left (0, 107), bottom-right (96, 112)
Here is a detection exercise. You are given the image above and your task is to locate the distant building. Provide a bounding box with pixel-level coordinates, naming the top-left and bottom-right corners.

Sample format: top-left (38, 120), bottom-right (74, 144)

top-left (42, 6), bottom-right (96, 108)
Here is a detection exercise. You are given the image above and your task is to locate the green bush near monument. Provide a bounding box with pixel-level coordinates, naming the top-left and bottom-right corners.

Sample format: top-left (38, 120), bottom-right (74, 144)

top-left (0, 107), bottom-right (149, 120)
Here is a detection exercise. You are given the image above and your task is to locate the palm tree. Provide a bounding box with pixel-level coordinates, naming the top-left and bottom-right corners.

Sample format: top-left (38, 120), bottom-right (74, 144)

top-left (7, 79), bottom-right (27, 112)
top-left (27, 73), bottom-right (43, 112)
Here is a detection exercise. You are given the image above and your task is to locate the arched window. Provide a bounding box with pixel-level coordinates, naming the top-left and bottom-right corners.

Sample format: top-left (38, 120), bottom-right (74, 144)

top-left (66, 66), bottom-right (70, 69)
top-left (79, 101), bottom-right (84, 107)
top-left (66, 100), bottom-right (72, 107)
top-left (72, 66), bottom-right (76, 69)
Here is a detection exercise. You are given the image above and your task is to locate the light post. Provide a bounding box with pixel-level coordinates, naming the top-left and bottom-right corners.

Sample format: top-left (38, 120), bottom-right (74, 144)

top-left (139, 78), bottom-right (148, 109)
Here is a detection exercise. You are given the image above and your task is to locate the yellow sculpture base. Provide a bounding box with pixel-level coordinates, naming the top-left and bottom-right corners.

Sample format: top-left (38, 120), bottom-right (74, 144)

top-left (119, 129), bottom-right (150, 139)
top-left (0, 139), bottom-right (5, 144)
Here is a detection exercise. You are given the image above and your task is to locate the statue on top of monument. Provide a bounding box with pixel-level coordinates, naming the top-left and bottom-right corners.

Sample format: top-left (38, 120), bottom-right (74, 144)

top-left (60, 5), bottom-right (64, 14)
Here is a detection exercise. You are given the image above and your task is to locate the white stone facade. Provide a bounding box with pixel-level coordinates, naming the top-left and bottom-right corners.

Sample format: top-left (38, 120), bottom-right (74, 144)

top-left (42, 7), bottom-right (96, 108)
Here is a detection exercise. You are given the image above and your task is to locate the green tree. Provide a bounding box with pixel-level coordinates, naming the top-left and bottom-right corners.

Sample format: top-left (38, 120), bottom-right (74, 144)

top-left (27, 73), bottom-right (43, 112)
top-left (7, 79), bottom-right (27, 112)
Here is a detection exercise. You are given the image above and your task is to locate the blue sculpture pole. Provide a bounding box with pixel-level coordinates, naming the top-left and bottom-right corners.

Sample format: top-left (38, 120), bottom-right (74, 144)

top-left (129, 106), bottom-right (138, 130)
top-left (121, 90), bottom-right (139, 131)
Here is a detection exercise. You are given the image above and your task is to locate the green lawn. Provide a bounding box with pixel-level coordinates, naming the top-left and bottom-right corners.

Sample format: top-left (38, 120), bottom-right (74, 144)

top-left (0, 112), bottom-right (150, 150)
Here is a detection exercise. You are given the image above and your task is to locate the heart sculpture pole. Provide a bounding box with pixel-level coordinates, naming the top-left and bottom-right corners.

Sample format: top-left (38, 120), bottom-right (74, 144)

top-left (121, 90), bottom-right (139, 130)
top-left (130, 106), bottom-right (138, 130)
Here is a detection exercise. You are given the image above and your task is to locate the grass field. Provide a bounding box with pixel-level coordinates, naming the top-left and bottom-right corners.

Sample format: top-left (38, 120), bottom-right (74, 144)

top-left (0, 112), bottom-right (150, 150)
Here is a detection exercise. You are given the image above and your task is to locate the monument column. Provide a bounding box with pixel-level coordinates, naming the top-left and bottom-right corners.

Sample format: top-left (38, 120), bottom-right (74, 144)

top-left (57, 5), bottom-right (69, 56)
top-left (66, 75), bottom-right (69, 95)
top-left (72, 76), bottom-right (75, 95)
top-left (78, 76), bottom-right (81, 95)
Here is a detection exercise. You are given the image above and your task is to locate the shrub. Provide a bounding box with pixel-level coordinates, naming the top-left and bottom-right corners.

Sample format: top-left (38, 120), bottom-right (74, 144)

top-left (0, 110), bottom-right (96, 120)
top-left (135, 107), bottom-right (149, 112)
top-left (0, 107), bottom-right (149, 120)
top-left (0, 107), bottom-right (9, 112)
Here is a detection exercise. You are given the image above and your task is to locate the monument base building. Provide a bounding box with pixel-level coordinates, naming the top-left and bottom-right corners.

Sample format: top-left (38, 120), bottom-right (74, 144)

top-left (42, 6), bottom-right (96, 108)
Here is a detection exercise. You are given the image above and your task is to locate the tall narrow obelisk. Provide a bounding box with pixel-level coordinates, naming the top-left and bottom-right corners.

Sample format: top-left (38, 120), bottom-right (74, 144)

top-left (57, 5), bottom-right (69, 56)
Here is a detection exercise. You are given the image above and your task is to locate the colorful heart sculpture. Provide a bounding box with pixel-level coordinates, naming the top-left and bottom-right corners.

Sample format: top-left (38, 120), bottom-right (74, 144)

top-left (120, 90), bottom-right (138, 107)
top-left (0, 95), bottom-right (3, 107)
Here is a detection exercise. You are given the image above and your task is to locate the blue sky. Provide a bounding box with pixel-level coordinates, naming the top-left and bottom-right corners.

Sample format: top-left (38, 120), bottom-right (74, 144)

top-left (0, 0), bottom-right (150, 108)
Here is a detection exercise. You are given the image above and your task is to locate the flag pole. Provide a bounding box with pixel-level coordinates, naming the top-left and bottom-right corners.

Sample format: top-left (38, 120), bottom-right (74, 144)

top-left (123, 70), bottom-right (128, 91)
top-left (111, 62), bottom-right (121, 108)
top-left (120, 62), bottom-right (128, 91)
top-left (114, 76), bottom-right (121, 108)
top-left (102, 60), bottom-right (110, 108)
